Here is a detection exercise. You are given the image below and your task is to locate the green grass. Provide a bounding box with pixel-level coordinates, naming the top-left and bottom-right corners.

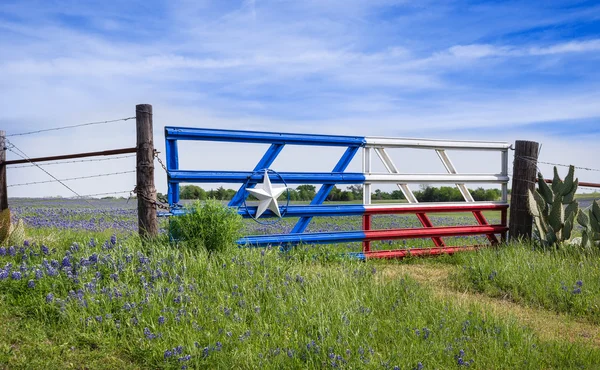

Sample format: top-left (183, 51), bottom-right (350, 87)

top-left (451, 242), bottom-right (600, 324)
top-left (1, 230), bottom-right (600, 369)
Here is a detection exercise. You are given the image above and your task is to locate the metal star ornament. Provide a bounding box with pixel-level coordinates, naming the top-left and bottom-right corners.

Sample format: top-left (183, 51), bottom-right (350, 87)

top-left (246, 170), bottom-right (288, 218)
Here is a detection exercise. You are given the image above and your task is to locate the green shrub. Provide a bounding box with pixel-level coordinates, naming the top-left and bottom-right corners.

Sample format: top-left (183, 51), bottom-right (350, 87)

top-left (168, 199), bottom-right (243, 253)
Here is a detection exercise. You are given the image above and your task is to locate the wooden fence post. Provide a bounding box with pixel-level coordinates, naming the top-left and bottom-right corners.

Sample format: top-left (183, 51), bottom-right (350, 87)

top-left (0, 130), bottom-right (8, 213)
top-left (136, 104), bottom-right (158, 238)
top-left (509, 140), bottom-right (539, 241)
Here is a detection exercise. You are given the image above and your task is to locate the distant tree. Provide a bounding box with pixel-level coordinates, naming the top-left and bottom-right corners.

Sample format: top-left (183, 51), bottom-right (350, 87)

top-left (347, 185), bottom-right (363, 199)
top-left (297, 185), bottom-right (316, 201)
top-left (180, 185), bottom-right (207, 200)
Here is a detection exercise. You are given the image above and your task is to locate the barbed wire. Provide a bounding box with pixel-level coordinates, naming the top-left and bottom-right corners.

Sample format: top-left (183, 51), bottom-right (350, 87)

top-left (7, 154), bottom-right (136, 169)
top-left (4, 139), bottom-right (98, 208)
top-left (536, 160), bottom-right (600, 173)
top-left (8, 170), bottom-right (136, 188)
top-left (69, 190), bottom-right (134, 199)
top-left (6, 116), bottom-right (136, 137)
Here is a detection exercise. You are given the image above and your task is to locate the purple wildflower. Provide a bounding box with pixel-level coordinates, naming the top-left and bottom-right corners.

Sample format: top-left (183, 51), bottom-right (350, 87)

top-left (41, 245), bottom-right (49, 255)
top-left (27, 280), bottom-right (35, 288)
top-left (0, 247), bottom-right (5, 256)
top-left (158, 316), bottom-right (165, 325)
top-left (11, 271), bottom-right (22, 280)
top-left (8, 246), bottom-right (16, 256)
top-left (46, 293), bottom-right (54, 303)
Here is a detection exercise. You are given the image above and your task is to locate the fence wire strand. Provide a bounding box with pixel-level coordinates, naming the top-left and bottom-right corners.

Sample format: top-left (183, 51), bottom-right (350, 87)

top-left (5, 139), bottom-right (98, 208)
top-left (7, 116), bottom-right (136, 137)
top-left (8, 170), bottom-right (136, 188)
top-left (7, 154), bottom-right (136, 169)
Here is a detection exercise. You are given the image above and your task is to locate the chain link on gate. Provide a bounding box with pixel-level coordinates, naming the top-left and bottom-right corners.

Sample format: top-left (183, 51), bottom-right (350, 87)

top-left (154, 150), bottom-right (168, 173)
top-left (129, 185), bottom-right (171, 211)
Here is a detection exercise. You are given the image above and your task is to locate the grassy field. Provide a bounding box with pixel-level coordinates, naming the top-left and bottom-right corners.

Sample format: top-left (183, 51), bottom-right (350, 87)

top-left (2, 198), bottom-right (600, 368)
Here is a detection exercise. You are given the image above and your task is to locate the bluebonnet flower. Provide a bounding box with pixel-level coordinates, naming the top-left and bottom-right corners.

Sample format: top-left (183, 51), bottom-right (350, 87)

top-left (0, 269), bottom-right (8, 280)
top-left (110, 273), bottom-right (118, 282)
top-left (576, 280), bottom-right (583, 287)
top-left (158, 316), bottom-right (165, 325)
top-left (46, 268), bottom-right (58, 277)
top-left (215, 342), bottom-right (222, 351)
top-left (50, 260), bottom-right (59, 269)
top-left (110, 234), bottom-right (117, 245)
top-left (23, 240), bottom-right (29, 247)
top-left (89, 253), bottom-right (98, 264)
top-left (179, 355), bottom-right (191, 362)
top-left (27, 280), bottom-right (35, 288)
top-left (143, 327), bottom-right (157, 340)
top-left (95, 316), bottom-right (103, 323)
top-left (164, 350), bottom-right (173, 359)
top-left (174, 346), bottom-right (183, 355)
top-left (8, 246), bottom-right (16, 256)
top-left (70, 242), bottom-right (79, 253)
top-left (46, 293), bottom-right (54, 303)
top-left (11, 271), bottom-right (22, 280)
top-left (61, 256), bottom-right (71, 269)
top-left (0, 247), bottom-right (5, 255)
top-left (89, 238), bottom-right (96, 248)
top-left (573, 288), bottom-right (582, 294)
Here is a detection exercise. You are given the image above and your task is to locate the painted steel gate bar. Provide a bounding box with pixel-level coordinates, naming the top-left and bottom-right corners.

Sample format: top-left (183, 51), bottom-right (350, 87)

top-left (163, 126), bottom-right (510, 259)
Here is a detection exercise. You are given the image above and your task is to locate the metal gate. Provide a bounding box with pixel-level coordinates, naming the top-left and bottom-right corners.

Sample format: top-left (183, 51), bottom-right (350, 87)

top-left (164, 126), bottom-right (510, 259)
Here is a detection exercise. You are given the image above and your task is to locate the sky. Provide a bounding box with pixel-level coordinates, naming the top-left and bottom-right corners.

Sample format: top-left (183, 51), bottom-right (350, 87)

top-left (1, 0), bottom-right (599, 198)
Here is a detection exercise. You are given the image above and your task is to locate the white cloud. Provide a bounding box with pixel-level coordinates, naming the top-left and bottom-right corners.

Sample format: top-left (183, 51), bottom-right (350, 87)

top-left (1, 0), bottom-right (599, 198)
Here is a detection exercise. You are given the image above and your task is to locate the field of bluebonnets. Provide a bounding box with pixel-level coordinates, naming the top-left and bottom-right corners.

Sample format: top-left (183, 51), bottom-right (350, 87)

top-left (2, 197), bottom-right (600, 369)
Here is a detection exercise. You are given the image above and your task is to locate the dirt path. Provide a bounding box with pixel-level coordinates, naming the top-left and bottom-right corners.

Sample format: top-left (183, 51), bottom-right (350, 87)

top-left (382, 264), bottom-right (600, 347)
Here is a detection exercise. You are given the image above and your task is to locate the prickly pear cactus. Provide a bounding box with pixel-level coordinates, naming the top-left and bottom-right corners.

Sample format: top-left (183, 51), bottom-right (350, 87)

top-left (578, 200), bottom-right (600, 249)
top-left (0, 209), bottom-right (25, 247)
top-left (0, 208), bottom-right (10, 245)
top-left (527, 165), bottom-right (579, 249)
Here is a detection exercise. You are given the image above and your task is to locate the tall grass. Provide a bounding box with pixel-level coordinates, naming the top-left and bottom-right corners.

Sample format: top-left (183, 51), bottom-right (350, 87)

top-left (451, 242), bottom-right (600, 323)
top-left (1, 232), bottom-right (599, 369)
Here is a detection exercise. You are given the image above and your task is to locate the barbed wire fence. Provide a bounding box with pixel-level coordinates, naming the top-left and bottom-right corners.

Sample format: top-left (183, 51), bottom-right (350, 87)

top-left (3, 117), bottom-right (143, 213)
top-left (510, 145), bottom-right (600, 193)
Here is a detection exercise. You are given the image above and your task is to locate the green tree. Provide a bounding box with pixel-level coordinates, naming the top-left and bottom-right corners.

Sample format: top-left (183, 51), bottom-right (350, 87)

top-left (297, 185), bottom-right (316, 201)
top-left (180, 185), bottom-right (207, 200)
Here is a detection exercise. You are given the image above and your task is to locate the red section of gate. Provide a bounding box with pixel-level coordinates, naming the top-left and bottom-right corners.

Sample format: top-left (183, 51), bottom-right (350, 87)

top-left (360, 203), bottom-right (508, 258)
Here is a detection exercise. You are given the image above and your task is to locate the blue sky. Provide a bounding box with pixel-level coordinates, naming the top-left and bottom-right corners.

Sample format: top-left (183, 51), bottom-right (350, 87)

top-left (1, 0), bottom-right (599, 197)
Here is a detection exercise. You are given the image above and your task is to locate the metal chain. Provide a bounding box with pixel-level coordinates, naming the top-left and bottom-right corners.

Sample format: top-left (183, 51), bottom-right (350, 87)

top-left (154, 150), bottom-right (168, 173)
top-left (131, 185), bottom-right (171, 210)
top-left (7, 116), bottom-right (136, 137)
top-left (8, 170), bottom-right (136, 187)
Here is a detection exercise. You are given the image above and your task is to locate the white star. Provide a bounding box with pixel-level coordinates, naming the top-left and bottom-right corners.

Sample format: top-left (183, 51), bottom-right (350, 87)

top-left (246, 170), bottom-right (288, 218)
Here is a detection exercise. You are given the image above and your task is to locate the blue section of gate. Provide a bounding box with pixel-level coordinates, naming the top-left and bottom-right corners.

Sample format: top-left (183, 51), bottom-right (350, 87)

top-left (164, 126), bottom-right (368, 245)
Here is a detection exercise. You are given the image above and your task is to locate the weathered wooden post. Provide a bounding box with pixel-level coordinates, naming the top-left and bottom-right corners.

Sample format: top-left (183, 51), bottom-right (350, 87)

top-left (136, 104), bottom-right (158, 238)
top-left (0, 130), bottom-right (8, 213)
top-left (509, 140), bottom-right (539, 241)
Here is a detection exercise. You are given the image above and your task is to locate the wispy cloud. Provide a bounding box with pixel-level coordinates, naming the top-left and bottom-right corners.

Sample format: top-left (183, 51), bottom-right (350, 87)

top-left (1, 0), bottom-right (599, 196)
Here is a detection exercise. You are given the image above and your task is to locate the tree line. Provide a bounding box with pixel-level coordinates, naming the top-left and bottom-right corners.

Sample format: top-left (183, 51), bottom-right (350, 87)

top-left (174, 184), bottom-right (502, 202)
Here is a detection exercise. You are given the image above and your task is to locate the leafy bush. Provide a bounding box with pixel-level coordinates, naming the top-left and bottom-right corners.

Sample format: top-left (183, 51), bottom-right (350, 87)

top-left (168, 199), bottom-right (243, 253)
